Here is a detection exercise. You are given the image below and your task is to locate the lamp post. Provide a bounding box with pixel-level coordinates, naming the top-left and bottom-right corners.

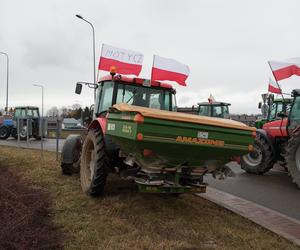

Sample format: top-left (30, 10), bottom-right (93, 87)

top-left (33, 84), bottom-right (44, 158)
top-left (75, 14), bottom-right (96, 101)
top-left (0, 52), bottom-right (9, 114)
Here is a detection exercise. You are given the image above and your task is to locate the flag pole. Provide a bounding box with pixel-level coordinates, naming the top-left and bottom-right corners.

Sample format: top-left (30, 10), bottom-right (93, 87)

top-left (267, 61), bottom-right (285, 101)
top-left (151, 55), bottom-right (155, 82)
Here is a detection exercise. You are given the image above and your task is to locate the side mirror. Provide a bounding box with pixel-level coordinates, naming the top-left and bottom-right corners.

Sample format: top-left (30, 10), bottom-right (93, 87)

top-left (258, 102), bottom-right (262, 109)
top-left (75, 83), bottom-right (82, 95)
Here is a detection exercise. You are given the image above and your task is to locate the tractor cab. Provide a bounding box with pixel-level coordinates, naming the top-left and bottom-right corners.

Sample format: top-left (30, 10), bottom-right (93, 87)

top-left (267, 98), bottom-right (292, 121)
top-left (198, 102), bottom-right (231, 119)
top-left (255, 94), bottom-right (292, 129)
top-left (14, 106), bottom-right (40, 120)
top-left (76, 75), bottom-right (177, 117)
top-left (13, 106), bottom-right (42, 140)
top-left (288, 89), bottom-right (300, 133)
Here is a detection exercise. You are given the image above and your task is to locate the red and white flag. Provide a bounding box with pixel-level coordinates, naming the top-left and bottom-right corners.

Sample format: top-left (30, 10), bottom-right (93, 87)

top-left (151, 55), bottom-right (190, 86)
top-left (268, 77), bottom-right (282, 94)
top-left (98, 44), bottom-right (144, 76)
top-left (208, 94), bottom-right (215, 103)
top-left (269, 57), bottom-right (300, 81)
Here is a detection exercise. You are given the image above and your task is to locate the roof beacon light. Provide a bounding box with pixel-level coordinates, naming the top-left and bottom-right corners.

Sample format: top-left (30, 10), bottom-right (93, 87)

top-left (110, 66), bottom-right (117, 77)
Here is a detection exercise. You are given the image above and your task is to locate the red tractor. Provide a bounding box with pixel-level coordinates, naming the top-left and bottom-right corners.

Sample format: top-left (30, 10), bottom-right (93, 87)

top-left (241, 89), bottom-right (300, 188)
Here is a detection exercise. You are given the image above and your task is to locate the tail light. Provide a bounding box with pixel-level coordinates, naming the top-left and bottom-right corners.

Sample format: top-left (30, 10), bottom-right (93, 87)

top-left (137, 133), bottom-right (144, 141)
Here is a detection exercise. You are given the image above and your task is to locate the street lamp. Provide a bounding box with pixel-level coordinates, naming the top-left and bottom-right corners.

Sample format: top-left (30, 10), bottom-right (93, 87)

top-left (75, 14), bottom-right (96, 101)
top-left (0, 52), bottom-right (9, 114)
top-left (33, 84), bottom-right (44, 158)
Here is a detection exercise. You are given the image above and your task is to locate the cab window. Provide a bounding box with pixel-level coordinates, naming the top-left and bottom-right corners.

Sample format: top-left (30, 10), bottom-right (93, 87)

top-left (97, 82), bottom-right (114, 113)
top-left (223, 106), bottom-right (230, 119)
top-left (199, 106), bottom-right (210, 116)
top-left (212, 106), bottom-right (223, 118)
top-left (269, 103), bottom-right (277, 120)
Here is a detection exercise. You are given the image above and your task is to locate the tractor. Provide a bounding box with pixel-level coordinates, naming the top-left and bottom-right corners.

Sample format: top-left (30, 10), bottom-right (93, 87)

top-left (254, 93), bottom-right (292, 129)
top-left (0, 106), bottom-right (42, 140)
top-left (60, 73), bottom-right (255, 197)
top-left (197, 101), bottom-right (231, 119)
top-left (177, 101), bottom-right (231, 119)
top-left (241, 90), bottom-right (300, 188)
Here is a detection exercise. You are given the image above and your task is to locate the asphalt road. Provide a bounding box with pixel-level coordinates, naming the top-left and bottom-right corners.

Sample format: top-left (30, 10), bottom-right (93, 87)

top-left (0, 138), bottom-right (299, 221)
top-left (205, 162), bottom-right (300, 221)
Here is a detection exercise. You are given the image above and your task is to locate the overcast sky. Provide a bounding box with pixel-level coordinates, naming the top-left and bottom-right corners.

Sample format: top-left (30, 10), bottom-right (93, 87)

top-left (0, 0), bottom-right (299, 114)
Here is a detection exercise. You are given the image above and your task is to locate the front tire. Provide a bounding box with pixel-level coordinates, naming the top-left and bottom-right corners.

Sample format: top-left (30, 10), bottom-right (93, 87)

top-left (80, 128), bottom-right (109, 197)
top-left (286, 131), bottom-right (300, 188)
top-left (0, 125), bottom-right (10, 140)
top-left (241, 134), bottom-right (275, 174)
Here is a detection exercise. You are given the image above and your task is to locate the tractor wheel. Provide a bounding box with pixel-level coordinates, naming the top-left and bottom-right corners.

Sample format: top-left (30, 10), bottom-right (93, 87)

top-left (61, 138), bottom-right (82, 175)
top-left (80, 128), bottom-right (109, 197)
top-left (286, 131), bottom-right (300, 188)
top-left (241, 134), bottom-right (274, 174)
top-left (11, 127), bottom-right (18, 139)
top-left (0, 125), bottom-right (10, 140)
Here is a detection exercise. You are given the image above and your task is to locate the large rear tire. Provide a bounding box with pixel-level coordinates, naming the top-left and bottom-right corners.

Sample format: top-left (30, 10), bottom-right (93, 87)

top-left (80, 128), bottom-right (109, 197)
top-left (0, 125), bottom-right (10, 140)
top-left (241, 134), bottom-right (275, 174)
top-left (286, 131), bottom-right (300, 188)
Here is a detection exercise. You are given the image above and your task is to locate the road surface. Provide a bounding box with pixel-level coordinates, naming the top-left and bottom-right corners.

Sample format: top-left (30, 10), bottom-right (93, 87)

top-left (205, 162), bottom-right (300, 221)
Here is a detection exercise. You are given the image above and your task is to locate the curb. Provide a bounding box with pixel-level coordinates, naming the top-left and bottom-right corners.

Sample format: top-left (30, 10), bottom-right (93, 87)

top-left (197, 187), bottom-right (300, 246)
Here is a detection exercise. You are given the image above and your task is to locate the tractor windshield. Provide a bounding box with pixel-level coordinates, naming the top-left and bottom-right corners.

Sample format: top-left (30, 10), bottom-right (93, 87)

top-left (199, 106), bottom-right (210, 116)
top-left (198, 105), bottom-right (230, 119)
top-left (14, 108), bottom-right (26, 119)
top-left (95, 81), bottom-right (174, 115)
top-left (268, 101), bottom-right (292, 121)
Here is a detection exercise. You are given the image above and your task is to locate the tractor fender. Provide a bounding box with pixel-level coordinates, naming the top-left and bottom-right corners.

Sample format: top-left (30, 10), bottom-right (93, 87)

top-left (61, 134), bottom-right (82, 165)
top-left (88, 117), bottom-right (119, 157)
top-left (256, 129), bottom-right (276, 160)
top-left (88, 117), bottom-right (107, 134)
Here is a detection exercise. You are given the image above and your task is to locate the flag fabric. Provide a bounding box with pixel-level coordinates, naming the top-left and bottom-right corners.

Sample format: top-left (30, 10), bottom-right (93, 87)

top-left (151, 55), bottom-right (190, 86)
top-left (268, 78), bottom-right (282, 94)
top-left (98, 44), bottom-right (144, 76)
top-left (208, 94), bottom-right (215, 103)
top-left (269, 57), bottom-right (300, 81)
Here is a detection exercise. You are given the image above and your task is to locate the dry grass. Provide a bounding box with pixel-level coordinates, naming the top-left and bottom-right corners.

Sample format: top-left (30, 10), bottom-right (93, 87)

top-left (0, 145), bottom-right (299, 250)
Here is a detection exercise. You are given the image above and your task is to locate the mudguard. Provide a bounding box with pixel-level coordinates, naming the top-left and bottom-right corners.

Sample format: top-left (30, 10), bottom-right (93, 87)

top-left (256, 129), bottom-right (276, 160)
top-left (61, 134), bottom-right (82, 165)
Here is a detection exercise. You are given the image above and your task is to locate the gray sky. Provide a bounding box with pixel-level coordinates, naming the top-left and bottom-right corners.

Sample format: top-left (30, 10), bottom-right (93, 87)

top-left (0, 0), bottom-right (299, 114)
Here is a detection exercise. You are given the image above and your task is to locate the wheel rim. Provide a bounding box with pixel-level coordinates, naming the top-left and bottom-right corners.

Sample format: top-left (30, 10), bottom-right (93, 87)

top-left (295, 145), bottom-right (300, 172)
top-left (0, 128), bottom-right (7, 137)
top-left (242, 144), bottom-right (263, 167)
top-left (20, 126), bottom-right (27, 138)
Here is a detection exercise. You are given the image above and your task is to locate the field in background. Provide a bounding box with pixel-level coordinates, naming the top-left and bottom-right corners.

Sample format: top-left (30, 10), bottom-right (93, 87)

top-left (0, 146), bottom-right (298, 250)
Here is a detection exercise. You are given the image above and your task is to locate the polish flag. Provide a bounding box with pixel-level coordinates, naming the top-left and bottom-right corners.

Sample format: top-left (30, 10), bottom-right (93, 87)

top-left (151, 55), bottom-right (190, 86)
top-left (268, 78), bottom-right (282, 94)
top-left (98, 44), bottom-right (144, 76)
top-left (208, 94), bottom-right (216, 103)
top-left (269, 57), bottom-right (300, 81)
